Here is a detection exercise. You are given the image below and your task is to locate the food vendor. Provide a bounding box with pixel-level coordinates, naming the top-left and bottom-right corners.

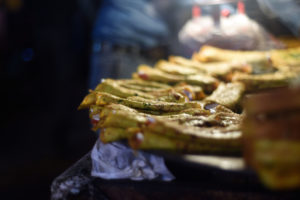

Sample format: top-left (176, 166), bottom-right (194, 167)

top-left (88, 0), bottom-right (169, 89)
top-left (89, 0), bottom-right (300, 89)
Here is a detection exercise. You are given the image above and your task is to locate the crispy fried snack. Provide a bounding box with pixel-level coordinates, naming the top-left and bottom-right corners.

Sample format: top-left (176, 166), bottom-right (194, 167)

top-left (205, 82), bottom-right (245, 110)
top-left (150, 84), bottom-right (206, 101)
top-left (104, 79), bottom-right (171, 93)
top-left (100, 128), bottom-right (128, 143)
top-left (93, 104), bottom-right (242, 154)
top-left (95, 79), bottom-right (190, 102)
top-left (271, 47), bottom-right (300, 67)
top-left (99, 104), bottom-right (240, 128)
top-left (253, 140), bottom-right (300, 189)
top-left (194, 45), bottom-right (269, 63)
top-left (142, 118), bottom-right (241, 146)
top-left (129, 130), bottom-right (240, 155)
top-left (193, 46), bottom-right (279, 75)
top-left (243, 87), bottom-right (300, 189)
top-left (196, 45), bottom-right (300, 70)
top-left (92, 102), bottom-right (242, 144)
top-left (94, 92), bottom-right (202, 112)
top-left (169, 56), bottom-right (252, 80)
top-left (95, 79), bottom-right (155, 99)
top-left (155, 60), bottom-right (200, 76)
top-left (129, 119), bottom-right (242, 155)
top-left (133, 65), bottom-right (219, 93)
top-left (78, 92), bottom-right (97, 109)
top-left (232, 71), bottom-right (299, 92)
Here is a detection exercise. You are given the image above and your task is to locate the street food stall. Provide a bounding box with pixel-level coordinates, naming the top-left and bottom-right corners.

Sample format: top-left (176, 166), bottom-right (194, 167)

top-left (51, 0), bottom-right (300, 199)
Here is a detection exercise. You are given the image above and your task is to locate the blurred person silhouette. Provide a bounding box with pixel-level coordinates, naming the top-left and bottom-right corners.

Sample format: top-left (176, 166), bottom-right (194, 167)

top-left (89, 0), bottom-right (170, 89)
top-left (89, 0), bottom-right (300, 89)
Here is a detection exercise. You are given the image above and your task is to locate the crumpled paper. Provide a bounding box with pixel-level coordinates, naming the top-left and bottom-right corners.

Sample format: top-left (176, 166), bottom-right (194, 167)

top-left (91, 139), bottom-right (175, 181)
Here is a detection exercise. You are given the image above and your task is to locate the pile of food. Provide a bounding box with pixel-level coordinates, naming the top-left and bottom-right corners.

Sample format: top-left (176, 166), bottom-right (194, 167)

top-left (79, 45), bottom-right (300, 157)
top-left (79, 46), bottom-right (300, 188)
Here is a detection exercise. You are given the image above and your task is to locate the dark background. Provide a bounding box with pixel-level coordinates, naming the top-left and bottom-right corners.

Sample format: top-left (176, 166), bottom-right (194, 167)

top-left (0, 0), bottom-right (101, 199)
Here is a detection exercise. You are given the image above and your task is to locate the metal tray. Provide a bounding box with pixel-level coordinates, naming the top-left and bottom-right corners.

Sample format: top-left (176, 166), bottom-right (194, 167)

top-left (146, 150), bottom-right (247, 173)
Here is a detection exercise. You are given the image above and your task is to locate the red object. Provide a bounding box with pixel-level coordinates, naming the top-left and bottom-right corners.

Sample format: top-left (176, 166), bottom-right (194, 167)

top-left (138, 72), bottom-right (149, 80)
top-left (237, 1), bottom-right (245, 14)
top-left (221, 9), bottom-right (231, 17)
top-left (192, 5), bottom-right (201, 18)
top-left (91, 119), bottom-right (99, 127)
